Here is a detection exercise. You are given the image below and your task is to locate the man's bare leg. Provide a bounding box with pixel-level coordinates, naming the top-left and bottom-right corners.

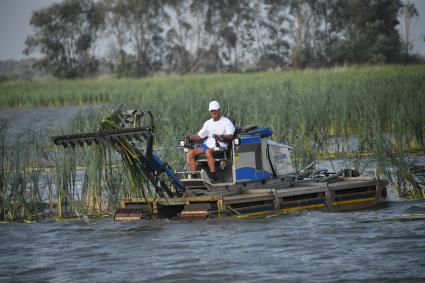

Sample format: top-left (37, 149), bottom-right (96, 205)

top-left (205, 148), bottom-right (216, 173)
top-left (187, 148), bottom-right (204, 173)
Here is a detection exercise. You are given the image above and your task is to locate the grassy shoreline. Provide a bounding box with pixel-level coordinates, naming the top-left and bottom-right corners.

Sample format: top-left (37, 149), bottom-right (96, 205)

top-left (0, 65), bottom-right (423, 108)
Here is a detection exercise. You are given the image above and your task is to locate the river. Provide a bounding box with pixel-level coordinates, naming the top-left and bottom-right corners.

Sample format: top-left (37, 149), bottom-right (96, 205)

top-left (1, 200), bottom-right (425, 282)
top-left (0, 106), bottom-right (94, 137)
top-left (1, 106), bottom-right (424, 282)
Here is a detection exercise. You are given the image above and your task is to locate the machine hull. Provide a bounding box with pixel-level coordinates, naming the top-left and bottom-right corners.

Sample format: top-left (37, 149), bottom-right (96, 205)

top-left (114, 177), bottom-right (387, 221)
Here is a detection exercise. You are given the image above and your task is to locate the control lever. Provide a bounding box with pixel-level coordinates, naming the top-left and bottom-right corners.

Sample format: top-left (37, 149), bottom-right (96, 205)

top-left (212, 134), bottom-right (221, 150)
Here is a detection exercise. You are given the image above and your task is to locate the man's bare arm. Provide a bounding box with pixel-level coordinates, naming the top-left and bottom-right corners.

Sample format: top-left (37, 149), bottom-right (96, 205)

top-left (190, 134), bottom-right (203, 142)
top-left (216, 134), bottom-right (234, 142)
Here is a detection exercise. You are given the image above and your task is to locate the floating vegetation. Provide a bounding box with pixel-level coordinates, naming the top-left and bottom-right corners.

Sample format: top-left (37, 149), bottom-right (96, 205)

top-left (386, 162), bottom-right (425, 199)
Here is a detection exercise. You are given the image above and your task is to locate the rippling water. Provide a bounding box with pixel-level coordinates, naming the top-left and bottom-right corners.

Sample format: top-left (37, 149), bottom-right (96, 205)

top-left (0, 106), bottom-right (92, 136)
top-left (1, 107), bottom-right (424, 282)
top-left (1, 200), bottom-right (425, 282)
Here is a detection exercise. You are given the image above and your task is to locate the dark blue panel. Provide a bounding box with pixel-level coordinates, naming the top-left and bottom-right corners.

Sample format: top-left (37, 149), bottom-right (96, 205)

top-left (241, 136), bottom-right (261, 144)
top-left (236, 167), bottom-right (272, 181)
top-left (246, 127), bottom-right (273, 138)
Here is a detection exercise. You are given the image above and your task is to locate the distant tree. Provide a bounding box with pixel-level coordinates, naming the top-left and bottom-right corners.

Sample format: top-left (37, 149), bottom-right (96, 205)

top-left (288, 0), bottom-right (403, 67)
top-left (337, 0), bottom-right (402, 64)
top-left (289, 0), bottom-right (339, 68)
top-left (199, 0), bottom-right (235, 72)
top-left (24, 0), bottom-right (105, 79)
top-left (24, 0), bottom-right (413, 78)
top-left (288, 0), bottom-right (315, 68)
top-left (306, 0), bottom-right (344, 67)
top-left (0, 58), bottom-right (46, 81)
top-left (162, 0), bottom-right (204, 74)
top-left (105, 0), bottom-right (168, 77)
top-left (399, 1), bottom-right (419, 64)
top-left (216, 3), bottom-right (239, 70)
top-left (257, 0), bottom-right (290, 70)
top-left (164, 0), bottom-right (255, 73)
top-left (104, 0), bottom-right (133, 77)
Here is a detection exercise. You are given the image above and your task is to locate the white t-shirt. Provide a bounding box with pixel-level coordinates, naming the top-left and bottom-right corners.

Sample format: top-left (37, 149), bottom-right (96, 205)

top-left (197, 117), bottom-right (235, 148)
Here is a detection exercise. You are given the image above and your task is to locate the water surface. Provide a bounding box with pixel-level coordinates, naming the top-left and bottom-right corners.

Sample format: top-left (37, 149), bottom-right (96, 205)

top-left (1, 106), bottom-right (424, 282)
top-left (1, 200), bottom-right (424, 282)
top-left (0, 106), bottom-right (96, 140)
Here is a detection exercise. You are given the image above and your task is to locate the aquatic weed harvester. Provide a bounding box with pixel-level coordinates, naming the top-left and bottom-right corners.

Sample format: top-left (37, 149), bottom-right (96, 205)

top-left (52, 109), bottom-right (387, 220)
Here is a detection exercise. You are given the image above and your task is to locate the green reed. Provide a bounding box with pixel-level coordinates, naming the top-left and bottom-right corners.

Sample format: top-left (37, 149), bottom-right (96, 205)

top-left (1, 66), bottom-right (424, 159)
top-left (0, 65), bottom-right (424, 222)
top-left (80, 146), bottom-right (104, 214)
top-left (52, 108), bottom-right (132, 216)
top-left (0, 127), bottom-right (51, 221)
top-left (0, 121), bottom-right (7, 221)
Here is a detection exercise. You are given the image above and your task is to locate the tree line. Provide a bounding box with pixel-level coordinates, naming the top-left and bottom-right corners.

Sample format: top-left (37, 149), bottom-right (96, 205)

top-left (23, 0), bottom-right (421, 79)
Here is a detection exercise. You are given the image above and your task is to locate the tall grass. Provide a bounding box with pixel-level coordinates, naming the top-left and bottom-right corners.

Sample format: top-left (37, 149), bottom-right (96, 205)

top-left (0, 65), bottom-right (424, 221)
top-left (52, 108), bottom-right (134, 217)
top-left (1, 66), bottom-right (424, 160)
top-left (0, 127), bottom-right (51, 221)
top-left (0, 108), bottom-right (133, 221)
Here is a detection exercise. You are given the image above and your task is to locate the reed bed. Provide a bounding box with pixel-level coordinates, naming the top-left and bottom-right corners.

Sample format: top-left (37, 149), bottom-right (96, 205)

top-left (52, 108), bottom-right (134, 218)
top-left (0, 65), bottom-right (424, 221)
top-left (0, 127), bottom-right (51, 221)
top-left (0, 108), bottom-right (132, 221)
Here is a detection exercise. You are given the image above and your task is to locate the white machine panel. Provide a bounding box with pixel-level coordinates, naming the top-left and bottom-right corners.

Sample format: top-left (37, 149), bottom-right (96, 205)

top-left (267, 141), bottom-right (295, 176)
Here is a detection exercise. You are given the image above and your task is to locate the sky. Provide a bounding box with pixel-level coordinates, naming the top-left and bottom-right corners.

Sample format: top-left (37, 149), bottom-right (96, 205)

top-left (0, 0), bottom-right (424, 61)
top-left (0, 0), bottom-right (60, 60)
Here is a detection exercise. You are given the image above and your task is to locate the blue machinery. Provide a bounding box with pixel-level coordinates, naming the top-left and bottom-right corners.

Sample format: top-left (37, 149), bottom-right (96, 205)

top-left (179, 126), bottom-right (296, 190)
top-left (52, 109), bottom-right (387, 220)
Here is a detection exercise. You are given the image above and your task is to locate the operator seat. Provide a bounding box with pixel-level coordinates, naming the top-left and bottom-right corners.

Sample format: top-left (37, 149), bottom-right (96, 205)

top-left (196, 147), bottom-right (228, 163)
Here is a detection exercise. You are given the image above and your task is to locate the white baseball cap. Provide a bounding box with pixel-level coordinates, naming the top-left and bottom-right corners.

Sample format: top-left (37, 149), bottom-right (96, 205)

top-left (208, 101), bottom-right (220, 111)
